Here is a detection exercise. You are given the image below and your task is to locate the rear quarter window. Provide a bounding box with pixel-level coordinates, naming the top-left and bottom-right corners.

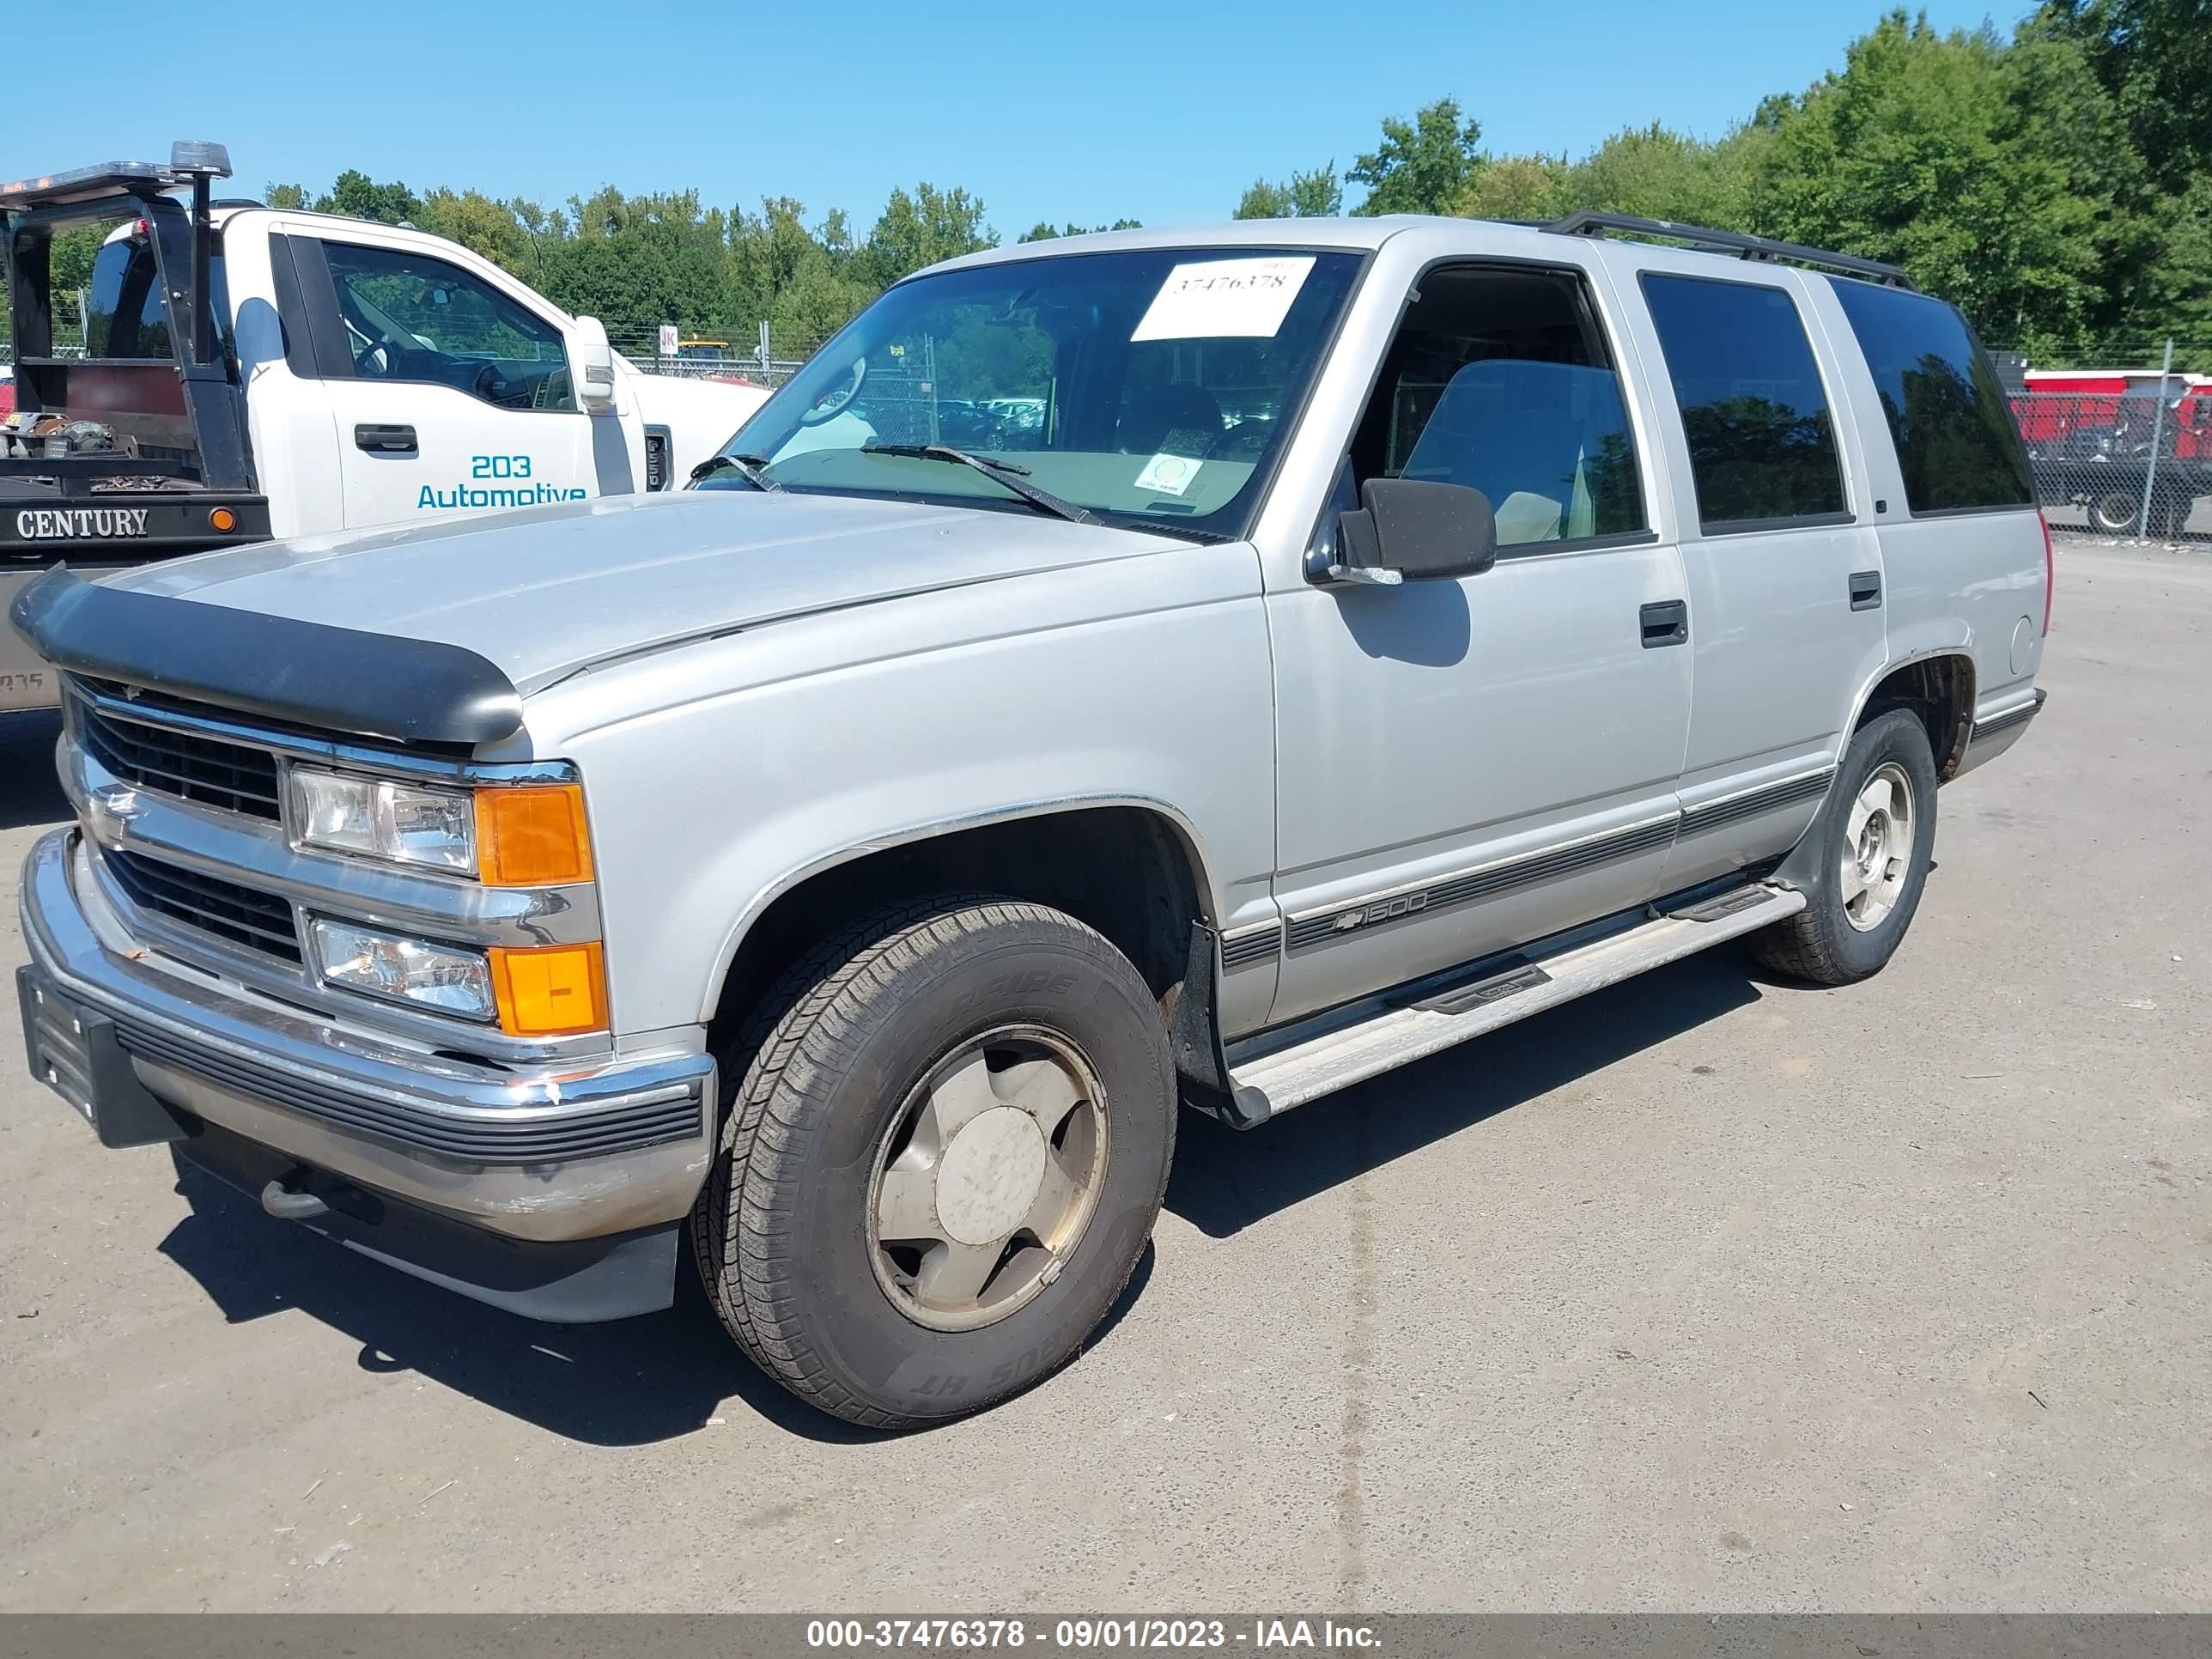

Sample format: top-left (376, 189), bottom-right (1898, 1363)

top-left (1829, 280), bottom-right (2032, 514)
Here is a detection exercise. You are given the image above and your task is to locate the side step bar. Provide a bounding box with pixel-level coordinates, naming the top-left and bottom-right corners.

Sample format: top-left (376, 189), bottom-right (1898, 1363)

top-left (1224, 883), bottom-right (1805, 1121)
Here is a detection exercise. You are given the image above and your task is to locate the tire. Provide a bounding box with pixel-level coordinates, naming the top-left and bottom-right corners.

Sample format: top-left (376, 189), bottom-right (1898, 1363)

top-left (691, 895), bottom-right (1176, 1428)
top-left (2091, 487), bottom-right (2140, 534)
top-left (1747, 708), bottom-right (1940, 987)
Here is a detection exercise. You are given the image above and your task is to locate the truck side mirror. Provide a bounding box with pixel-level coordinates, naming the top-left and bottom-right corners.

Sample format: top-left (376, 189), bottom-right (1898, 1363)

top-left (571, 316), bottom-right (617, 413)
top-left (1335, 477), bottom-right (1498, 582)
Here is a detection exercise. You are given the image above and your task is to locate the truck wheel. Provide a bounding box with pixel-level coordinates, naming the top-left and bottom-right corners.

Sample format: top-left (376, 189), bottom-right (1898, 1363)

top-left (1747, 708), bottom-right (1939, 987)
top-left (691, 896), bottom-right (1175, 1428)
top-left (2091, 487), bottom-right (2139, 533)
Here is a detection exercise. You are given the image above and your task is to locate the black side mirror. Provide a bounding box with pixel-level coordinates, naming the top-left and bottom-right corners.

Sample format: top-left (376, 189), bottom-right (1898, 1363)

top-left (1334, 477), bottom-right (1498, 583)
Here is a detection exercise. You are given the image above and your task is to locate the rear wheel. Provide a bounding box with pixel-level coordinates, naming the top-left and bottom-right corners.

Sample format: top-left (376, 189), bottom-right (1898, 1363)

top-left (692, 896), bottom-right (1175, 1427)
top-left (1748, 708), bottom-right (1939, 986)
top-left (2091, 486), bottom-right (2140, 534)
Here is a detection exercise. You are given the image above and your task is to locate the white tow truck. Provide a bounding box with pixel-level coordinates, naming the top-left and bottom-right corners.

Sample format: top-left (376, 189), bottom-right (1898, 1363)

top-left (2, 142), bottom-right (766, 711)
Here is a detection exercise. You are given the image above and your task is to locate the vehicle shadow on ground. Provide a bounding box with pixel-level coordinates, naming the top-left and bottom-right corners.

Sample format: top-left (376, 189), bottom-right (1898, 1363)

top-left (1165, 951), bottom-right (1767, 1238)
top-left (0, 711), bottom-right (68, 832)
top-left (155, 1161), bottom-right (1157, 1447)
top-left (148, 922), bottom-right (1759, 1444)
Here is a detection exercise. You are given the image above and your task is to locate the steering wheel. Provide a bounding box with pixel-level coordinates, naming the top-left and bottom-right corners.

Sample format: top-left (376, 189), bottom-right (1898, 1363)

top-left (472, 362), bottom-right (513, 405)
top-left (799, 355), bottom-right (867, 427)
top-left (354, 340), bottom-right (392, 377)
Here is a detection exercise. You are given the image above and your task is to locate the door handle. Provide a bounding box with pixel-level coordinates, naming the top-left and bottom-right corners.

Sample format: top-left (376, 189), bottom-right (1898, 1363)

top-left (1639, 599), bottom-right (1689, 648)
top-left (1849, 569), bottom-right (1882, 611)
top-left (354, 423), bottom-right (417, 454)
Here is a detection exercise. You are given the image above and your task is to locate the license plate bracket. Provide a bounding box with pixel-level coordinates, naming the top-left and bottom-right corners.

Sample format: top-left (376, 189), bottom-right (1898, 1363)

top-left (16, 965), bottom-right (191, 1147)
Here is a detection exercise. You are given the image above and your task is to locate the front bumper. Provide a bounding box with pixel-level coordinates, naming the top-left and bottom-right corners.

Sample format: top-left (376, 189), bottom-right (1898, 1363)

top-left (18, 828), bottom-right (716, 1318)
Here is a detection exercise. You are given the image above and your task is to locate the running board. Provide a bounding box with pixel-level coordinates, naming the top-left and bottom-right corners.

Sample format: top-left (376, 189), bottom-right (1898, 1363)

top-left (1224, 883), bottom-right (1805, 1121)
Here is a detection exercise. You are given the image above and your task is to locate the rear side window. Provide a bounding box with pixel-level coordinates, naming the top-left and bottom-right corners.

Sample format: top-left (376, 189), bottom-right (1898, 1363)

top-left (1829, 281), bottom-right (2032, 514)
top-left (1639, 273), bottom-right (1846, 532)
top-left (84, 229), bottom-right (230, 360)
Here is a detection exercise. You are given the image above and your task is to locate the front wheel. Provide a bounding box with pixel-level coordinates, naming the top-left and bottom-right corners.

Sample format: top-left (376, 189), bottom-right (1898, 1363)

top-left (1748, 708), bottom-right (1940, 986)
top-left (691, 896), bottom-right (1175, 1428)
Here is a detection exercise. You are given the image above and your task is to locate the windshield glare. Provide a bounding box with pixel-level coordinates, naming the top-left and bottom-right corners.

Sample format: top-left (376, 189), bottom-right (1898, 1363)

top-left (708, 247), bottom-right (1365, 537)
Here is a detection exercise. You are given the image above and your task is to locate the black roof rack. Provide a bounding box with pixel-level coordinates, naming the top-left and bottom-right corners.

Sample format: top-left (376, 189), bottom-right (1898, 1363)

top-left (1545, 210), bottom-right (1914, 289)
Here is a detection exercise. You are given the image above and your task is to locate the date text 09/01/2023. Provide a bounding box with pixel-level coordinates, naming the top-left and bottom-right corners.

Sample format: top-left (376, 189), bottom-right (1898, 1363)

top-left (805, 1620), bottom-right (1382, 1650)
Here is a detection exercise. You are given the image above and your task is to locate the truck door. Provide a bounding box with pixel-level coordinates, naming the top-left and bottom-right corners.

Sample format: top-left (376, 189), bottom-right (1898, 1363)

top-left (1264, 259), bottom-right (1694, 1026)
top-left (303, 235), bottom-right (596, 529)
top-left (1618, 263), bottom-right (1890, 895)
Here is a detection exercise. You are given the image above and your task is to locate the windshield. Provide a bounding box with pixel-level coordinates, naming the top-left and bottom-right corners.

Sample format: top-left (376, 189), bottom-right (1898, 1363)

top-left (707, 246), bottom-right (1365, 538)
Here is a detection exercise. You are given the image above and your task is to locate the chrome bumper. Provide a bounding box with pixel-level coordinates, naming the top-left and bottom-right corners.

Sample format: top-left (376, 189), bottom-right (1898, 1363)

top-left (18, 829), bottom-right (714, 1242)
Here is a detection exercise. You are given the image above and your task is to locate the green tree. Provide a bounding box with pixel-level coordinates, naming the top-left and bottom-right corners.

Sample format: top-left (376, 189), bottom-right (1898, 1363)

top-left (727, 197), bottom-right (877, 342)
top-left (1018, 218), bottom-right (1142, 242)
top-left (264, 182), bottom-right (308, 210)
top-left (1350, 98), bottom-right (1485, 215)
top-left (1549, 123), bottom-right (1760, 227)
top-left (314, 170), bottom-right (422, 225)
top-left (2030, 0), bottom-right (2212, 194)
top-left (47, 225), bottom-right (106, 298)
top-left (2126, 173), bottom-right (2212, 343)
top-left (1234, 164), bottom-right (1344, 219)
top-left (414, 188), bottom-right (538, 281)
top-left (1458, 155), bottom-right (1565, 221)
top-left (1748, 12), bottom-right (2143, 343)
top-left (860, 183), bottom-right (996, 287)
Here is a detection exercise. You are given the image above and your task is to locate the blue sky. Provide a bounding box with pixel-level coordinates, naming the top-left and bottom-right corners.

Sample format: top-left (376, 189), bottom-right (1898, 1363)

top-left (13, 0), bottom-right (2022, 235)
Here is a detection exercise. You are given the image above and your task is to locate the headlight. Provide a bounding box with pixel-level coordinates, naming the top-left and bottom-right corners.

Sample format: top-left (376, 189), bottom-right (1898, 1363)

top-left (289, 769), bottom-right (476, 873)
top-left (310, 917), bottom-right (495, 1021)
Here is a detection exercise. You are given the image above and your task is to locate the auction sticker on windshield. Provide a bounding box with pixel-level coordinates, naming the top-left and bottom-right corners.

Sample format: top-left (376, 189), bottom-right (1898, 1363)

top-left (1134, 453), bottom-right (1202, 496)
top-left (1132, 255), bottom-right (1315, 341)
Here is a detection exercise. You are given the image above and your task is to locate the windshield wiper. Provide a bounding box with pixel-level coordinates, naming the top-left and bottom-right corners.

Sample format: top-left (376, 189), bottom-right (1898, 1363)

top-left (860, 443), bottom-right (1098, 526)
top-left (690, 453), bottom-right (783, 492)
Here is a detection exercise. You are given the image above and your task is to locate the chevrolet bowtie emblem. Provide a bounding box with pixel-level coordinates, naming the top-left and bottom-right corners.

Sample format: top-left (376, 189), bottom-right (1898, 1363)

top-left (90, 783), bottom-right (142, 820)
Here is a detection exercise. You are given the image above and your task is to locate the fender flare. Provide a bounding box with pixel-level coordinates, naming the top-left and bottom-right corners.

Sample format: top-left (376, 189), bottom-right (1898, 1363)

top-left (1838, 641), bottom-right (1979, 776)
top-left (1776, 644), bottom-right (1978, 890)
top-left (695, 791), bottom-right (1220, 1024)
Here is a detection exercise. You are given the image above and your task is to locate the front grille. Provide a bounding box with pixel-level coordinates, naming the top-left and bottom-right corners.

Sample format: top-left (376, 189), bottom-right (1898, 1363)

top-left (102, 848), bottom-right (302, 963)
top-left (76, 696), bottom-right (283, 821)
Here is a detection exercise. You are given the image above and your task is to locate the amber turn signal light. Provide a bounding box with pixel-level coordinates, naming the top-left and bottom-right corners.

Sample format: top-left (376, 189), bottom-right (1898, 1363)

top-left (489, 941), bottom-right (607, 1036)
top-left (475, 784), bottom-right (593, 886)
top-left (209, 507), bottom-right (237, 532)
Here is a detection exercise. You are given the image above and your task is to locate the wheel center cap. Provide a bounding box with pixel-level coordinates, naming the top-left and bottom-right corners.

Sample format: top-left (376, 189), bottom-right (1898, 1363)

top-left (934, 1107), bottom-right (1048, 1246)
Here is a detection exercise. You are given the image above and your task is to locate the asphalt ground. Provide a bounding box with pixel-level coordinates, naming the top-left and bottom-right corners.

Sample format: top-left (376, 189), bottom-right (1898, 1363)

top-left (0, 540), bottom-right (2204, 1613)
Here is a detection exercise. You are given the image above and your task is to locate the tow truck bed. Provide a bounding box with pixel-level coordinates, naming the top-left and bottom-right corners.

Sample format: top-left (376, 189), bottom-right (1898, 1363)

top-left (3, 143), bottom-right (265, 714)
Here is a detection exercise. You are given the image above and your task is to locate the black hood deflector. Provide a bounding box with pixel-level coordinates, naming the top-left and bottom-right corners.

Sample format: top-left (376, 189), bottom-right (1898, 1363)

top-left (9, 567), bottom-right (524, 745)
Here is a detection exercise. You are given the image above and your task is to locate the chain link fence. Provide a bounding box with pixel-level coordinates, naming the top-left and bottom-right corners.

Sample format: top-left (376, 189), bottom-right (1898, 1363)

top-left (605, 324), bottom-right (830, 389)
top-left (2009, 387), bottom-right (2209, 540)
top-left (1993, 343), bottom-right (2212, 543)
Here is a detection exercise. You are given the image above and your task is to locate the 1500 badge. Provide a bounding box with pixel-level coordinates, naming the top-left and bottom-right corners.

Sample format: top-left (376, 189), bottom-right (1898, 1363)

top-left (418, 453), bottom-right (588, 511)
top-left (14, 507), bottom-right (149, 539)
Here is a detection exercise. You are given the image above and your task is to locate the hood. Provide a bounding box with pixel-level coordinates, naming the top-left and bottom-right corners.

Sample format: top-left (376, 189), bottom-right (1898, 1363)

top-left (105, 490), bottom-right (1182, 693)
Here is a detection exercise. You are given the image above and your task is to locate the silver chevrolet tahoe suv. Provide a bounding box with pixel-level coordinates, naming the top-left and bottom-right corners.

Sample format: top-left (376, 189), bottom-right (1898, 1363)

top-left (12, 213), bottom-right (2051, 1427)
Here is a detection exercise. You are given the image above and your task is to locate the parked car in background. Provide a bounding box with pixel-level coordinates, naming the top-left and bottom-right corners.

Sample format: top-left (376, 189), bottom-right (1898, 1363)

top-left (1, 143), bottom-right (767, 713)
top-left (2010, 366), bottom-right (2209, 536)
top-left (15, 211), bottom-right (2048, 1429)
